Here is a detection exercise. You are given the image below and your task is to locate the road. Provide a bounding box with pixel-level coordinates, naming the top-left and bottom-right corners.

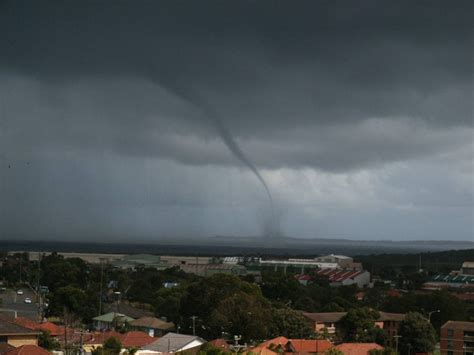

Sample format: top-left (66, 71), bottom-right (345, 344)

top-left (0, 288), bottom-right (39, 320)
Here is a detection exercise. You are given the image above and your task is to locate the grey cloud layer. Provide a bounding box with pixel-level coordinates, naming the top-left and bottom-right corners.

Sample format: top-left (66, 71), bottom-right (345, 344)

top-left (1, 0), bottom-right (472, 241)
top-left (1, 0), bottom-right (472, 171)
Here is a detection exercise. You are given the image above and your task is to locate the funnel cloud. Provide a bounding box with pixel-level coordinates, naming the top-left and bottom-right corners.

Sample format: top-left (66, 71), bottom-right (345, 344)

top-left (151, 75), bottom-right (277, 236)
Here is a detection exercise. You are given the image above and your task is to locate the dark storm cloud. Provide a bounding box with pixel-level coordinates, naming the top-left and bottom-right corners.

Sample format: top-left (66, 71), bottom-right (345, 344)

top-left (1, 0), bottom-right (473, 241)
top-left (1, 1), bottom-right (472, 167)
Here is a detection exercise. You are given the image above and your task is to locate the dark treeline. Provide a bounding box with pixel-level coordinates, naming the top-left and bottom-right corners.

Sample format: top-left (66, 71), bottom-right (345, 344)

top-left (0, 240), bottom-right (472, 257)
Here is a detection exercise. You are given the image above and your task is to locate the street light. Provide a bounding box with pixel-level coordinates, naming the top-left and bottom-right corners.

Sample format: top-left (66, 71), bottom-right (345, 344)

top-left (190, 316), bottom-right (198, 336)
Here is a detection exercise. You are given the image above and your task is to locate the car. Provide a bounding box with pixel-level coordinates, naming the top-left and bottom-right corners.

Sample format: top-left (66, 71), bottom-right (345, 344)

top-left (16, 290), bottom-right (23, 295)
top-left (24, 298), bottom-right (32, 304)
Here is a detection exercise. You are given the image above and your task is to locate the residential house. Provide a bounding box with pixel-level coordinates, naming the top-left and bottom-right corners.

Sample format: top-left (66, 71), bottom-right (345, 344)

top-left (284, 339), bottom-right (333, 354)
top-left (247, 346), bottom-right (278, 355)
top-left (302, 311), bottom-right (405, 345)
top-left (13, 317), bottom-right (63, 337)
top-left (302, 312), bottom-right (346, 335)
top-left (334, 343), bottom-right (383, 355)
top-left (209, 338), bottom-right (230, 351)
top-left (130, 316), bottom-right (174, 337)
top-left (249, 337), bottom-right (333, 355)
top-left (0, 318), bottom-right (39, 348)
top-left (440, 321), bottom-right (474, 355)
top-left (83, 330), bottom-right (155, 353)
top-left (92, 312), bottom-right (134, 331)
top-left (377, 312), bottom-right (406, 349)
top-left (3, 344), bottom-right (50, 355)
top-left (105, 301), bottom-right (154, 319)
top-left (143, 332), bottom-right (206, 353)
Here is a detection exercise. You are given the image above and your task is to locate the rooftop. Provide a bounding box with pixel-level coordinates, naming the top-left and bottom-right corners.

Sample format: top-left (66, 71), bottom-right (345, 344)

top-left (0, 318), bottom-right (40, 336)
top-left (4, 345), bottom-right (50, 355)
top-left (14, 317), bottom-right (64, 336)
top-left (462, 261), bottom-right (474, 269)
top-left (287, 339), bottom-right (333, 352)
top-left (441, 321), bottom-right (474, 331)
top-left (431, 274), bottom-right (474, 284)
top-left (92, 312), bottom-right (135, 323)
top-left (144, 332), bottom-right (205, 353)
top-left (315, 269), bottom-right (365, 282)
top-left (130, 316), bottom-right (174, 331)
top-left (209, 338), bottom-right (230, 349)
top-left (335, 343), bottom-right (383, 355)
top-left (86, 330), bottom-right (155, 348)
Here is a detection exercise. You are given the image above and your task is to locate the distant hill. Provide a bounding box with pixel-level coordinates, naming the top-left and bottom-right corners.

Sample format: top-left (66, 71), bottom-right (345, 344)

top-left (0, 236), bottom-right (472, 257)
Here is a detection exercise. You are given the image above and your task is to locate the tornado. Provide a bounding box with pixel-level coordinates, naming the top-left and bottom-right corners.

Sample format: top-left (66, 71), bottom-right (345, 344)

top-left (152, 77), bottom-right (277, 237)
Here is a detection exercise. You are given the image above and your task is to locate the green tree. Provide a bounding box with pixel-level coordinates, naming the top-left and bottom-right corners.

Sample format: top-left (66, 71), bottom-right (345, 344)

top-left (324, 349), bottom-right (344, 355)
top-left (49, 285), bottom-right (97, 322)
top-left (398, 312), bottom-right (436, 353)
top-left (260, 271), bottom-right (304, 304)
top-left (208, 291), bottom-right (270, 342)
top-left (40, 253), bottom-right (90, 292)
top-left (153, 286), bottom-right (185, 324)
top-left (369, 349), bottom-right (396, 355)
top-left (199, 342), bottom-right (227, 355)
top-left (338, 308), bottom-right (386, 344)
top-left (38, 330), bottom-right (60, 351)
top-left (92, 336), bottom-right (123, 355)
top-left (180, 274), bottom-right (262, 324)
top-left (268, 307), bottom-right (313, 338)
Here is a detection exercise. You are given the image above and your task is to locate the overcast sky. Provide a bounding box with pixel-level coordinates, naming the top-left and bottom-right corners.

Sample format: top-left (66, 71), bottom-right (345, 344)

top-left (1, 0), bottom-right (473, 242)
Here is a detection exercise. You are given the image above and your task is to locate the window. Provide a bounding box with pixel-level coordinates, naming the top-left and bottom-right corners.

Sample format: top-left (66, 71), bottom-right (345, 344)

top-left (447, 328), bottom-right (454, 337)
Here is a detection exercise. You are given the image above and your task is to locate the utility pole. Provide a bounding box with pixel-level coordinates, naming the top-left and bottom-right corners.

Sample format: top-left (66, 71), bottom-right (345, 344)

top-left (19, 257), bottom-right (22, 283)
top-left (229, 335), bottom-right (245, 353)
top-left (37, 252), bottom-right (42, 322)
top-left (190, 316), bottom-right (197, 336)
top-left (393, 335), bottom-right (401, 355)
top-left (98, 258), bottom-right (105, 316)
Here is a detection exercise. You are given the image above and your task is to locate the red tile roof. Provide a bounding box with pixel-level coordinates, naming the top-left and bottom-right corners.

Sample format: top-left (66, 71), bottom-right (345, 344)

top-left (85, 330), bottom-right (155, 348)
top-left (260, 337), bottom-right (289, 348)
top-left (14, 317), bottom-right (64, 337)
top-left (3, 345), bottom-right (50, 355)
top-left (210, 338), bottom-right (230, 349)
top-left (246, 345), bottom-right (279, 355)
top-left (316, 269), bottom-right (364, 282)
top-left (335, 343), bottom-right (383, 355)
top-left (120, 331), bottom-right (156, 348)
top-left (288, 339), bottom-right (333, 353)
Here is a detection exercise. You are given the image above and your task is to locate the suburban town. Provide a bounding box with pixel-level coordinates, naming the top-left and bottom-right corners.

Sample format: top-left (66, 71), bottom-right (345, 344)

top-left (0, 249), bottom-right (472, 354)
